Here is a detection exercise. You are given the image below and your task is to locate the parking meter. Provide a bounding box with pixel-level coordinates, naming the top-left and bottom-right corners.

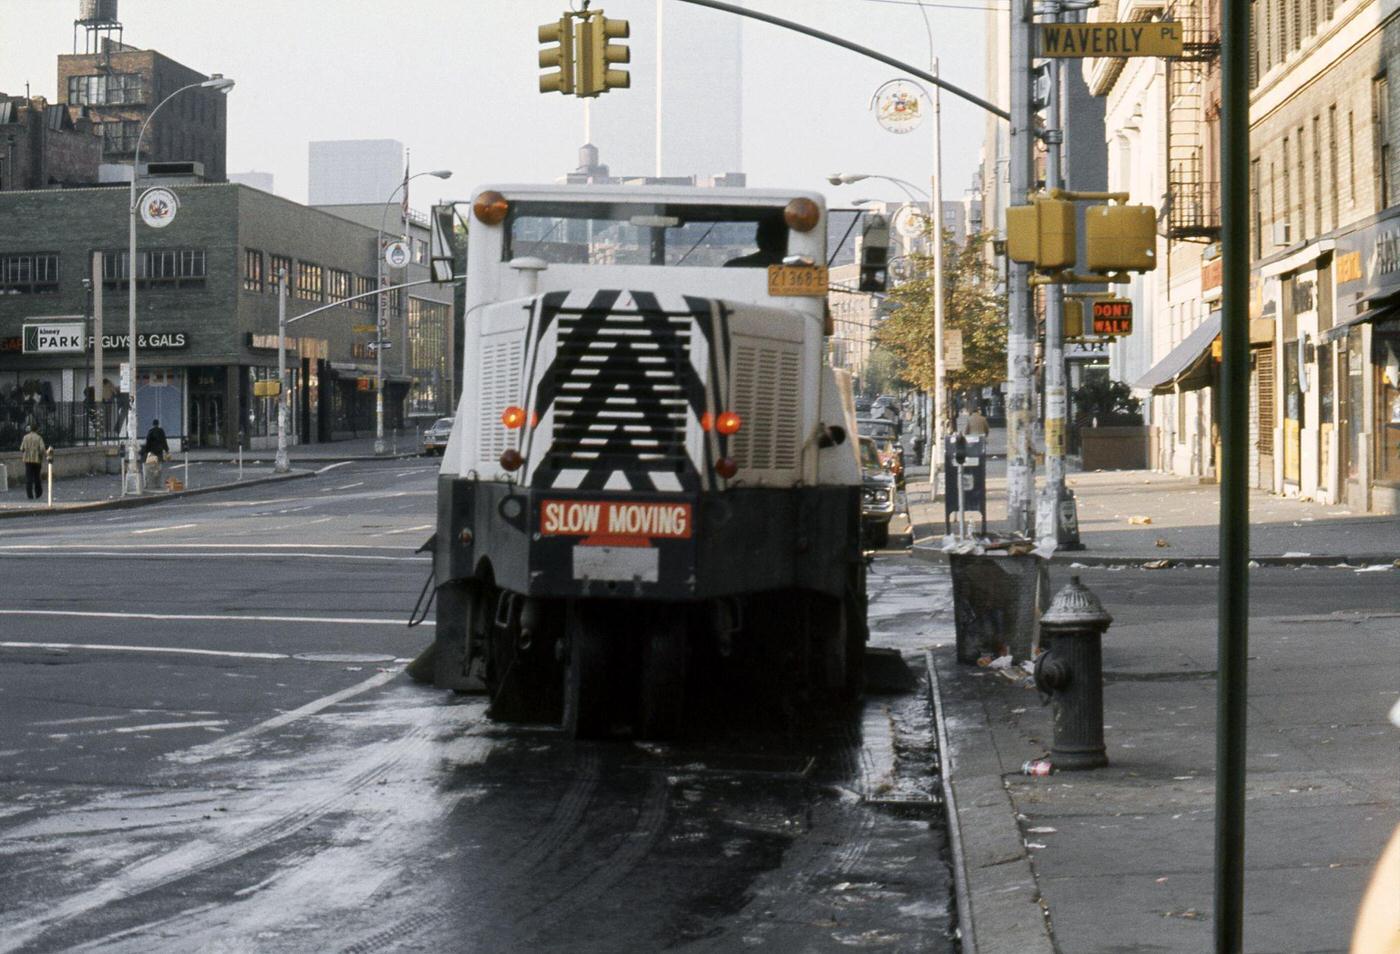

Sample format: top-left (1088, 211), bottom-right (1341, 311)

top-left (944, 434), bottom-right (987, 536)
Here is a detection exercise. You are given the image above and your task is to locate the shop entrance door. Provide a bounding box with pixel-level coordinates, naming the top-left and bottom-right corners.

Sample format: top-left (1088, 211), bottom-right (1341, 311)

top-left (1283, 338), bottom-right (1302, 485)
top-left (189, 394), bottom-right (224, 449)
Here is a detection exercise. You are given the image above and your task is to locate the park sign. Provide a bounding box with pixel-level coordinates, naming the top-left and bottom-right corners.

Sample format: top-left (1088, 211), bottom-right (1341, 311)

top-left (1039, 22), bottom-right (1183, 58)
top-left (22, 320), bottom-right (85, 354)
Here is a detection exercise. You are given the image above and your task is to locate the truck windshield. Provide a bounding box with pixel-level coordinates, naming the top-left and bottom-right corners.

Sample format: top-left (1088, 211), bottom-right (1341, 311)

top-left (504, 201), bottom-right (789, 268)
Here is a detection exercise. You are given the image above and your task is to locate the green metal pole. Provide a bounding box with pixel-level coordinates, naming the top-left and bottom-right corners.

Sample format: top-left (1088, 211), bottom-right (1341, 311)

top-left (1216, 0), bottom-right (1250, 946)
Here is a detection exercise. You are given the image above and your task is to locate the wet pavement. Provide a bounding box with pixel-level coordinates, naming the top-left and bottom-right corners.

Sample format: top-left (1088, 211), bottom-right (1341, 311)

top-left (0, 463), bottom-right (958, 953)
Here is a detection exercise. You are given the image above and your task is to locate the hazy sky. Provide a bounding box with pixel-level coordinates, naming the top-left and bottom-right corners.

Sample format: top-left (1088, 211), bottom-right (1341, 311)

top-left (0, 0), bottom-right (996, 211)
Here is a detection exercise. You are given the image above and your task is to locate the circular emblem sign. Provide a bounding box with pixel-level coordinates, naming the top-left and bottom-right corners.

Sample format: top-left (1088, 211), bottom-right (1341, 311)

top-left (873, 80), bottom-right (926, 135)
top-left (893, 203), bottom-right (929, 239)
top-left (384, 240), bottom-right (412, 268)
top-left (139, 187), bottom-right (179, 229)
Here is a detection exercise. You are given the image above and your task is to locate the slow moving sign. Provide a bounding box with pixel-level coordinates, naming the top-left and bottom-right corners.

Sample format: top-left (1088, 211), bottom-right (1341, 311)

top-left (1039, 22), bottom-right (1183, 58)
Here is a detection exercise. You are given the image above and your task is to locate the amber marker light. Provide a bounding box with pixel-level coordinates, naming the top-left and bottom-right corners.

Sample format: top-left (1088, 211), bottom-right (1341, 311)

top-left (501, 405), bottom-right (527, 429)
top-left (714, 457), bottom-right (738, 479)
top-left (716, 411), bottom-right (742, 435)
top-left (500, 448), bottom-right (524, 472)
top-left (784, 197), bottom-right (821, 232)
top-left (473, 190), bottom-right (509, 225)
top-left (700, 411), bottom-right (714, 432)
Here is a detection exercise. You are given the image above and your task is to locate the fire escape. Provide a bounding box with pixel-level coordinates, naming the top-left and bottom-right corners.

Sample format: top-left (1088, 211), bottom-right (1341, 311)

top-left (1166, 0), bottom-right (1221, 242)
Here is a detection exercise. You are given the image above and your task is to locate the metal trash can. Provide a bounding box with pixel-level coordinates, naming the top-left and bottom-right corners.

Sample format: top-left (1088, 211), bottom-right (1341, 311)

top-left (949, 551), bottom-right (1049, 663)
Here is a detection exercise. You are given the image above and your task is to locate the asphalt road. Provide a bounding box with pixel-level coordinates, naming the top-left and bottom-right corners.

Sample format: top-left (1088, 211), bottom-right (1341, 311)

top-left (0, 460), bottom-right (955, 953)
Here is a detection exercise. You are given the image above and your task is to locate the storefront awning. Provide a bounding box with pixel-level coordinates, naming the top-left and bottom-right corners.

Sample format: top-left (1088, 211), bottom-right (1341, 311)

top-left (1132, 312), bottom-right (1222, 394)
top-left (1321, 291), bottom-right (1400, 343)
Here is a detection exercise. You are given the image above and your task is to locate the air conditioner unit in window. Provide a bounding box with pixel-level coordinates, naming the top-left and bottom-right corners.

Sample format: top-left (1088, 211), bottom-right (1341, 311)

top-left (1272, 221), bottom-right (1292, 247)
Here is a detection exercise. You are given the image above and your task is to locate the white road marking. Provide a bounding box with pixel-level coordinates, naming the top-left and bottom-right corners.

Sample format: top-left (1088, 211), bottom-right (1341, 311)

top-left (378, 524), bottom-right (433, 536)
top-left (1, 642), bottom-right (290, 660)
top-left (0, 551), bottom-right (426, 563)
top-left (334, 482), bottom-right (365, 490)
top-left (0, 542), bottom-right (416, 551)
top-left (131, 523), bottom-right (198, 535)
top-left (170, 668), bottom-right (399, 765)
top-left (0, 610), bottom-right (431, 627)
top-left (277, 506), bottom-right (312, 514)
top-left (316, 461), bottom-right (354, 474)
top-left (50, 720), bottom-right (230, 739)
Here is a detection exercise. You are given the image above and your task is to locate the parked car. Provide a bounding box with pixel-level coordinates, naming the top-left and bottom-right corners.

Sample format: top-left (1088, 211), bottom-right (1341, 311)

top-left (856, 417), bottom-right (904, 484)
top-left (422, 417), bottom-right (454, 455)
top-left (859, 436), bottom-right (897, 550)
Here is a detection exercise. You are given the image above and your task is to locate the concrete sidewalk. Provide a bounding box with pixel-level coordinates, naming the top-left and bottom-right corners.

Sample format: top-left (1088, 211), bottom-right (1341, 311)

top-left (928, 562), bottom-right (1400, 954)
top-left (907, 429), bottom-right (1400, 564)
top-left (0, 435), bottom-right (431, 516)
top-left (904, 429), bottom-right (1399, 951)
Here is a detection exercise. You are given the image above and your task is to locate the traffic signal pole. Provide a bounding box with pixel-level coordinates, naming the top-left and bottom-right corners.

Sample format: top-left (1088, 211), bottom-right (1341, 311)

top-left (1006, 0), bottom-right (1038, 535)
top-left (1034, 19), bottom-right (1081, 548)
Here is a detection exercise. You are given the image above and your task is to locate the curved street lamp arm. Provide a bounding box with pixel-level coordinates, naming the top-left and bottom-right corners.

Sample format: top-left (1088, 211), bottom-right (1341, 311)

top-left (670, 0), bottom-right (1010, 121)
top-left (129, 81), bottom-right (211, 208)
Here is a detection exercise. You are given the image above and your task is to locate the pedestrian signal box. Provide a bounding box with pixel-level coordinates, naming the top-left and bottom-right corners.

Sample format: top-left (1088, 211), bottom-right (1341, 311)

top-left (1064, 298), bottom-right (1084, 338)
top-left (1091, 299), bottom-right (1133, 335)
top-left (1006, 196), bottom-right (1075, 271)
top-left (859, 213), bottom-right (891, 292)
top-left (1085, 204), bottom-right (1157, 272)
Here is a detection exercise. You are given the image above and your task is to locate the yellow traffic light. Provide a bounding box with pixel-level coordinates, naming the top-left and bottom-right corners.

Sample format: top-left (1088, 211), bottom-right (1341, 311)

top-left (1063, 298), bottom-right (1083, 338)
top-left (1006, 195), bottom-right (1076, 271)
top-left (538, 16), bottom-right (575, 95)
top-left (577, 12), bottom-right (629, 97)
top-left (1085, 204), bottom-right (1157, 272)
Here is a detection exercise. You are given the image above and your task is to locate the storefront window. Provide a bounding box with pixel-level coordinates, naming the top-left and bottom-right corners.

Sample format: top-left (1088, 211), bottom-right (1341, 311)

top-left (248, 366), bottom-right (298, 440)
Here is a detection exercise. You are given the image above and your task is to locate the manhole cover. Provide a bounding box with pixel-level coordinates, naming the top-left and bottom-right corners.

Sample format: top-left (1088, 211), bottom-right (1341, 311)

top-left (292, 652), bottom-right (396, 664)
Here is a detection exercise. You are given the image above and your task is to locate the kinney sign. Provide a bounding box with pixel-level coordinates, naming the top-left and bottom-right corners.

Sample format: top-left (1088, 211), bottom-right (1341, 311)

top-left (22, 321), bottom-right (85, 353)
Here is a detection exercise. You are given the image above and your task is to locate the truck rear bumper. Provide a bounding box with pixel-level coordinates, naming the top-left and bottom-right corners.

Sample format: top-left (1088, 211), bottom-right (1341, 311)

top-left (435, 477), bottom-right (860, 601)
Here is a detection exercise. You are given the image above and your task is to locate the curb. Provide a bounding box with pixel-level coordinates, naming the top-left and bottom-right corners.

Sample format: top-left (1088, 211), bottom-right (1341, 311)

top-left (927, 649), bottom-right (1056, 954)
top-left (909, 542), bottom-right (1397, 569)
top-left (0, 469), bottom-right (316, 519)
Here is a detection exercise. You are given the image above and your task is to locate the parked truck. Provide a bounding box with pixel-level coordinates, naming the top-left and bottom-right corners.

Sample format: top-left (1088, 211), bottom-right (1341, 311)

top-left (416, 184), bottom-right (869, 738)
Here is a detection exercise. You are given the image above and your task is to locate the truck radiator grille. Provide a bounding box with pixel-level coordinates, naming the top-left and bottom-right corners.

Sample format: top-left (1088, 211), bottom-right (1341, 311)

top-left (479, 338), bottom-right (523, 461)
top-left (731, 343), bottom-right (801, 473)
top-left (546, 313), bottom-right (692, 473)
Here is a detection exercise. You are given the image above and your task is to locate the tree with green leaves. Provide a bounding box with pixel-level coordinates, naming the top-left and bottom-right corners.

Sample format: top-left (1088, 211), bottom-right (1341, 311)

top-left (874, 229), bottom-right (1007, 398)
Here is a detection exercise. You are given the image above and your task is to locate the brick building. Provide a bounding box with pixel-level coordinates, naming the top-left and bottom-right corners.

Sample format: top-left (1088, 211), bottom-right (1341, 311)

top-left (57, 38), bottom-right (228, 182)
top-left (0, 93), bottom-right (103, 191)
top-left (0, 183), bottom-right (454, 451)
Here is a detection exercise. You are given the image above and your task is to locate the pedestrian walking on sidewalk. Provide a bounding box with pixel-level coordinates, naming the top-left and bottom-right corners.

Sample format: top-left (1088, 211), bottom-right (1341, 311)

top-left (20, 424), bottom-right (44, 500)
top-left (961, 405), bottom-right (990, 438)
top-left (142, 419), bottom-right (170, 487)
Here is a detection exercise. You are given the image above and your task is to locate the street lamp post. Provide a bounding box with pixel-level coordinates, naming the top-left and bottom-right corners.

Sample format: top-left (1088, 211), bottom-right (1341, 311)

top-left (126, 74), bottom-right (234, 492)
top-left (274, 267), bottom-right (289, 473)
top-left (374, 168), bottom-right (452, 455)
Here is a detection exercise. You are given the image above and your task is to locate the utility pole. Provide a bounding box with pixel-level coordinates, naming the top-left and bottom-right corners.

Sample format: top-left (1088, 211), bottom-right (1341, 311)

top-left (1034, 22), bottom-right (1081, 547)
top-left (1006, 0), bottom-right (1038, 535)
top-left (274, 267), bottom-right (289, 474)
top-left (930, 58), bottom-right (948, 484)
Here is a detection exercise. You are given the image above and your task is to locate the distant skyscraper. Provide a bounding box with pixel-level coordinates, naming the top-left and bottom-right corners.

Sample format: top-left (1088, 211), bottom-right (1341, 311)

top-left (229, 170), bottom-right (274, 194)
top-left (307, 139), bottom-right (403, 205)
top-left (586, 2), bottom-right (742, 179)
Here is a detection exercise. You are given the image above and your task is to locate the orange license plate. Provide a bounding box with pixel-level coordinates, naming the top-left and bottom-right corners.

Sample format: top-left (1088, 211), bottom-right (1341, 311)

top-left (767, 264), bottom-right (829, 297)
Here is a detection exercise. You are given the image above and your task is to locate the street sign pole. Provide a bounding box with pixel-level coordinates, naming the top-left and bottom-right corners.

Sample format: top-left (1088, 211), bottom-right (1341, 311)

top-left (1006, 0), bottom-right (1038, 535)
top-left (1216, 0), bottom-right (1251, 945)
top-left (274, 268), bottom-right (290, 474)
top-left (1035, 16), bottom-right (1081, 549)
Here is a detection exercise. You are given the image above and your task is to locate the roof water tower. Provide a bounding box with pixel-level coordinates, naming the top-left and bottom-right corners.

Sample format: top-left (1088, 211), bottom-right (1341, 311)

top-left (74, 0), bottom-right (122, 54)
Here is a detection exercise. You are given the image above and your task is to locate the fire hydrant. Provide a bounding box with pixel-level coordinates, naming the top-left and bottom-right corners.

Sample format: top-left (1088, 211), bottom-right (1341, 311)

top-left (1033, 576), bottom-right (1113, 770)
